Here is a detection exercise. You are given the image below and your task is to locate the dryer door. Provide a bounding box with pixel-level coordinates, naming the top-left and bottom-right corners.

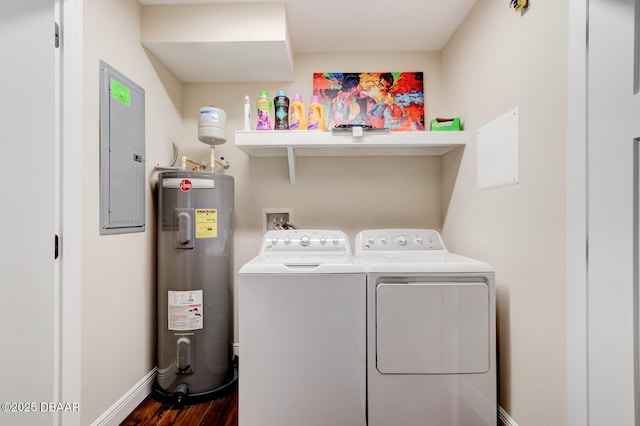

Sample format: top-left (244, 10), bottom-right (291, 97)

top-left (376, 281), bottom-right (489, 374)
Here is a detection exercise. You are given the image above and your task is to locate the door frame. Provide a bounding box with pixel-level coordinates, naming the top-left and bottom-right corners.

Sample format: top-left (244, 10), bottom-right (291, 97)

top-left (566, 0), bottom-right (640, 424)
top-left (59, 0), bottom-right (82, 424)
top-left (567, 0), bottom-right (588, 424)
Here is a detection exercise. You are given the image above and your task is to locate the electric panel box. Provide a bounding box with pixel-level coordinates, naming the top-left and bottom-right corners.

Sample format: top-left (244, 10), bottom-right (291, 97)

top-left (99, 61), bottom-right (145, 234)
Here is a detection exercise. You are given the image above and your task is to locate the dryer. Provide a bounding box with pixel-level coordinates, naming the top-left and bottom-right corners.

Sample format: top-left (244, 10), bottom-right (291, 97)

top-left (238, 230), bottom-right (366, 426)
top-left (355, 229), bottom-right (497, 426)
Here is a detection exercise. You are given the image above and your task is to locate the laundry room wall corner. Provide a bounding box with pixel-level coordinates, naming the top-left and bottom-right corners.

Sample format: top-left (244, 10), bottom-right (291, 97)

top-left (81, 0), bottom-right (184, 423)
top-left (441, 1), bottom-right (568, 425)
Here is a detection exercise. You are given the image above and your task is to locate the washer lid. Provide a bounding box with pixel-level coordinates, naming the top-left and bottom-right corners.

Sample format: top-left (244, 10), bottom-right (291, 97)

top-left (239, 253), bottom-right (365, 273)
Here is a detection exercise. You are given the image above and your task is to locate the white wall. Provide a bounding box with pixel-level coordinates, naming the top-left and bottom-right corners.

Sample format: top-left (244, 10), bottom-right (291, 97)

top-left (81, 0), bottom-right (183, 422)
top-left (180, 51), bottom-right (445, 340)
top-left (441, 1), bottom-right (568, 424)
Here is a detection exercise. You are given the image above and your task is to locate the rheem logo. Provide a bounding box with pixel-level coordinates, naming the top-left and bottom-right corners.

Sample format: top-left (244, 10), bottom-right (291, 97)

top-left (179, 179), bottom-right (192, 192)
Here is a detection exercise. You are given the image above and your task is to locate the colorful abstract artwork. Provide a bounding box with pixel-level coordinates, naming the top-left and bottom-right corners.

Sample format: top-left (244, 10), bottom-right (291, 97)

top-left (312, 72), bottom-right (424, 131)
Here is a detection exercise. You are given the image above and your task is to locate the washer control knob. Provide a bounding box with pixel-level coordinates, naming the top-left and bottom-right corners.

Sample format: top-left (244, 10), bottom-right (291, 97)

top-left (284, 237), bottom-right (291, 244)
top-left (332, 237), bottom-right (340, 245)
top-left (271, 237), bottom-right (278, 245)
top-left (396, 235), bottom-right (407, 246)
top-left (379, 237), bottom-right (387, 244)
top-left (367, 237), bottom-right (375, 245)
top-left (415, 236), bottom-right (423, 245)
top-left (320, 237), bottom-right (327, 244)
top-left (300, 235), bottom-right (311, 247)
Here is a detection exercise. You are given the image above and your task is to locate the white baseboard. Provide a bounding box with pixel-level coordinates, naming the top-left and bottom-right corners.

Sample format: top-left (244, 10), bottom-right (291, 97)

top-left (90, 368), bottom-right (156, 426)
top-left (498, 405), bottom-right (519, 426)
top-left (233, 342), bottom-right (239, 358)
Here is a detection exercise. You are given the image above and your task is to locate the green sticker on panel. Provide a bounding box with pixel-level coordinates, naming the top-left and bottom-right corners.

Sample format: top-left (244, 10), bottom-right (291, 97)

top-left (111, 79), bottom-right (130, 106)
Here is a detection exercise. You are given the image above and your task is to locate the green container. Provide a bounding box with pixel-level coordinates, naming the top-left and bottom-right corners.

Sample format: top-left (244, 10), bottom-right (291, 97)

top-left (430, 117), bottom-right (461, 131)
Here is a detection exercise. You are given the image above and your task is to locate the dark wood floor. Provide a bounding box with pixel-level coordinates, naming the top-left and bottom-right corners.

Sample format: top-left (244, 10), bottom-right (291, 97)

top-left (120, 390), bottom-right (238, 426)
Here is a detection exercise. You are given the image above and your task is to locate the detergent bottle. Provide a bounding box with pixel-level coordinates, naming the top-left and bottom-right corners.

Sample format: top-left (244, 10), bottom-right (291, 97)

top-left (288, 94), bottom-right (307, 130)
top-left (307, 95), bottom-right (326, 131)
top-left (256, 91), bottom-right (272, 130)
top-left (273, 91), bottom-right (290, 130)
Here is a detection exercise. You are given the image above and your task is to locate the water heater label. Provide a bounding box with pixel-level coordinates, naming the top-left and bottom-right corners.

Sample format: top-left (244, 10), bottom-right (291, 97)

top-left (163, 178), bottom-right (215, 190)
top-left (195, 209), bottom-right (217, 238)
top-left (200, 109), bottom-right (219, 123)
top-left (168, 290), bottom-right (203, 331)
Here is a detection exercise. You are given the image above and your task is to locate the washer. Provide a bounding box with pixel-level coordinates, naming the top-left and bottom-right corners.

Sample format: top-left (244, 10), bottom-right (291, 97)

top-left (238, 230), bottom-right (366, 426)
top-left (355, 229), bottom-right (497, 426)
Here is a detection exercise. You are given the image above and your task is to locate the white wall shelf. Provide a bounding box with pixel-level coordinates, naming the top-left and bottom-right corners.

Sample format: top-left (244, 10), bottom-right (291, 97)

top-left (234, 130), bottom-right (467, 184)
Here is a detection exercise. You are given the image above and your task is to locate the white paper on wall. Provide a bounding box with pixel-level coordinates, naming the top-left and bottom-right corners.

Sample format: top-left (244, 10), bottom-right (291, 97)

top-left (477, 107), bottom-right (519, 190)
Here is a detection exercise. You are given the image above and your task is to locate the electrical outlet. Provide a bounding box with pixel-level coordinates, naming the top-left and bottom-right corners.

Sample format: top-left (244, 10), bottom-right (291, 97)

top-left (262, 208), bottom-right (293, 233)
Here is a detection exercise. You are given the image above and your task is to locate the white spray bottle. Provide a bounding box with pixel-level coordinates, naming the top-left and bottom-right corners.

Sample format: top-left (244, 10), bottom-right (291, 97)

top-left (243, 95), bottom-right (251, 131)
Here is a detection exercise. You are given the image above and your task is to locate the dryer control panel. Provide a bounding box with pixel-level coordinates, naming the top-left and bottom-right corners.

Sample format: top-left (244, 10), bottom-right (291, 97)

top-left (261, 230), bottom-right (351, 254)
top-left (356, 229), bottom-right (446, 252)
